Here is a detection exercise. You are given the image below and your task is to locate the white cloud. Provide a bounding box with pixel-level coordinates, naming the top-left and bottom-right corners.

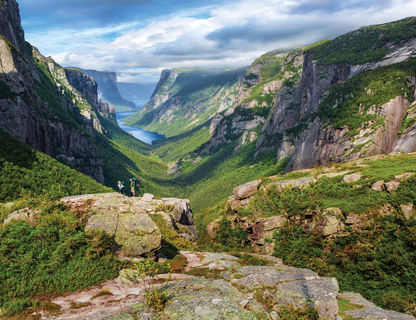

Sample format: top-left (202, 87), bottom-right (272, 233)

top-left (24, 0), bottom-right (416, 82)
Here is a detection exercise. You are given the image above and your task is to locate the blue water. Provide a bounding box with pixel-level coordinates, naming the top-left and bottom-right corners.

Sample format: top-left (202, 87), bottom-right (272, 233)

top-left (116, 112), bottom-right (165, 145)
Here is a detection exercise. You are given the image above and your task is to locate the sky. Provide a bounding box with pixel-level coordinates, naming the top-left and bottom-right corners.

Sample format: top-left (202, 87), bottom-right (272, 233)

top-left (18, 0), bottom-right (416, 83)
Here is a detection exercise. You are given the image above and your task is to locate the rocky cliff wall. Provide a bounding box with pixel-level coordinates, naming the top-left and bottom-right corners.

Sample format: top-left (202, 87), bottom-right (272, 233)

top-left (65, 68), bottom-right (117, 123)
top-left (0, 0), bottom-right (106, 182)
top-left (82, 69), bottom-right (136, 112)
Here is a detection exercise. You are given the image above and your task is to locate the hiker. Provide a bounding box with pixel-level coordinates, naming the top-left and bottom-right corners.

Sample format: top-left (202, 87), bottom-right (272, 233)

top-left (117, 181), bottom-right (124, 194)
top-left (130, 178), bottom-right (136, 197)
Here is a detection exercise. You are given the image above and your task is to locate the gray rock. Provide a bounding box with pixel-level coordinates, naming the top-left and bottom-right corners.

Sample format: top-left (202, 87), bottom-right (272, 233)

top-left (339, 293), bottom-right (415, 320)
top-left (275, 278), bottom-right (339, 320)
top-left (232, 180), bottom-right (261, 200)
top-left (343, 173), bottom-right (362, 183)
top-left (401, 203), bottom-right (414, 220)
top-left (3, 208), bottom-right (37, 225)
top-left (163, 277), bottom-right (261, 320)
top-left (162, 198), bottom-right (194, 225)
top-left (142, 193), bottom-right (155, 201)
top-left (86, 212), bottom-right (161, 256)
top-left (372, 180), bottom-right (385, 191)
top-left (267, 177), bottom-right (317, 191)
top-left (200, 252), bottom-right (241, 270)
top-left (385, 180), bottom-right (400, 192)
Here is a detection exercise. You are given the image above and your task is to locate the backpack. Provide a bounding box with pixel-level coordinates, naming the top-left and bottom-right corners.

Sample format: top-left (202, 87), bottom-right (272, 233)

top-left (132, 177), bottom-right (139, 187)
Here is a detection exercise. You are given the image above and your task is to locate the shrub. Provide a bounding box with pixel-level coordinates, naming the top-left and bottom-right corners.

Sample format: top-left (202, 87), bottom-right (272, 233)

top-left (0, 203), bottom-right (120, 315)
top-left (121, 259), bottom-right (172, 312)
top-left (276, 305), bottom-right (320, 320)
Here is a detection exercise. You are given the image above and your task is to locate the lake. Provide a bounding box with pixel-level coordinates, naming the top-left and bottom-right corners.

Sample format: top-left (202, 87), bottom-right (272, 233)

top-left (116, 112), bottom-right (165, 145)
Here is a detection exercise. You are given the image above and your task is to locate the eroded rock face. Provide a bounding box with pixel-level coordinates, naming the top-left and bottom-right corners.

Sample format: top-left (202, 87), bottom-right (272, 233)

top-left (0, 1), bottom-right (109, 182)
top-left (61, 193), bottom-right (197, 256)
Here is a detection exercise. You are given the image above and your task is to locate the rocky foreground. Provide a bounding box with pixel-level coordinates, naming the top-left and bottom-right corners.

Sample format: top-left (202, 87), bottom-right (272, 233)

top-left (4, 192), bottom-right (415, 319)
top-left (37, 251), bottom-right (414, 320)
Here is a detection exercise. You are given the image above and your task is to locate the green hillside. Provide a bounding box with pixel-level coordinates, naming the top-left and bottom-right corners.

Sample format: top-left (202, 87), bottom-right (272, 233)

top-left (0, 130), bottom-right (110, 203)
top-left (124, 68), bottom-right (245, 137)
top-left (307, 17), bottom-right (416, 65)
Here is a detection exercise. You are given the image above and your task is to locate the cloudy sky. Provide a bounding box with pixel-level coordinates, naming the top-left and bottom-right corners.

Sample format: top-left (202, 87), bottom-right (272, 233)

top-left (19, 0), bottom-right (416, 83)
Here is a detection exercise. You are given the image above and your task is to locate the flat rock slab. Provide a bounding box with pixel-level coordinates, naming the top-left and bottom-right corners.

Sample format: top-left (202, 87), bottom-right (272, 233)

top-left (227, 265), bottom-right (338, 320)
top-left (267, 176), bottom-right (317, 191)
top-left (339, 293), bottom-right (416, 320)
top-left (163, 277), bottom-right (261, 320)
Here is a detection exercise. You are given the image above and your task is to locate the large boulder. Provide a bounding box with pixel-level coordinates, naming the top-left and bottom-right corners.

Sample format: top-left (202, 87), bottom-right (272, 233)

top-left (161, 198), bottom-right (194, 225)
top-left (61, 193), bottom-right (197, 254)
top-left (232, 180), bottom-right (261, 200)
top-left (86, 212), bottom-right (162, 256)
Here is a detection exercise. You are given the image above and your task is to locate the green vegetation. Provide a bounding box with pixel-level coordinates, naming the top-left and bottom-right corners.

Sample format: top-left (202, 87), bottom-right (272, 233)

top-left (121, 259), bottom-right (172, 312)
top-left (215, 153), bottom-right (416, 316)
top-left (319, 58), bottom-right (416, 135)
top-left (307, 17), bottom-right (416, 65)
top-left (338, 297), bottom-right (364, 318)
top-left (151, 123), bottom-right (210, 162)
top-left (275, 305), bottom-right (319, 320)
top-left (0, 129), bottom-right (110, 202)
top-left (0, 203), bottom-right (120, 315)
top-left (124, 68), bottom-right (244, 137)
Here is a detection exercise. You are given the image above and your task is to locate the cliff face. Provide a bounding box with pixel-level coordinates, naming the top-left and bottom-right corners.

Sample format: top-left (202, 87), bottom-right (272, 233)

top-left (200, 17), bottom-right (416, 171)
top-left (123, 68), bottom-right (246, 137)
top-left (65, 68), bottom-right (116, 123)
top-left (257, 24), bottom-right (416, 171)
top-left (0, 0), bottom-right (112, 182)
top-left (82, 69), bottom-right (136, 112)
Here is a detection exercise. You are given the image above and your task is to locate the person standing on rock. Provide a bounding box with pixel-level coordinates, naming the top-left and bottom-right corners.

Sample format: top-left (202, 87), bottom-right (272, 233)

top-left (117, 181), bottom-right (124, 194)
top-left (130, 178), bottom-right (136, 197)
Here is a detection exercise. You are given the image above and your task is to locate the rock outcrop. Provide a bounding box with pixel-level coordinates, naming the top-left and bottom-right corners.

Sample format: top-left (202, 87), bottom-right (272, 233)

top-left (60, 193), bottom-right (197, 256)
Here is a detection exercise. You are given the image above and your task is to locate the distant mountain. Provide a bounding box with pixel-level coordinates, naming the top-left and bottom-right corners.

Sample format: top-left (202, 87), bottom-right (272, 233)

top-left (117, 82), bottom-right (156, 108)
top-left (82, 69), bottom-right (136, 112)
top-left (123, 68), bottom-right (246, 137)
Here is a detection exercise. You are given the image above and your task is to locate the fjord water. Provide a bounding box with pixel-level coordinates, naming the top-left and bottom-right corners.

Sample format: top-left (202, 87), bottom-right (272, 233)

top-left (116, 112), bottom-right (164, 144)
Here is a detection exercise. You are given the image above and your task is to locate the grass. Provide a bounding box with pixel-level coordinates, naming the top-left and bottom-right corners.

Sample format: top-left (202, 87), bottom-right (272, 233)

top-left (338, 297), bottom-right (364, 318)
top-left (306, 17), bottom-right (416, 65)
top-left (318, 58), bottom-right (416, 135)
top-left (0, 129), bottom-right (110, 203)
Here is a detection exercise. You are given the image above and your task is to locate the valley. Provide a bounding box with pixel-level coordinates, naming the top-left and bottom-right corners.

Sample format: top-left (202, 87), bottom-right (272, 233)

top-left (0, 0), bottom-right (415, 319)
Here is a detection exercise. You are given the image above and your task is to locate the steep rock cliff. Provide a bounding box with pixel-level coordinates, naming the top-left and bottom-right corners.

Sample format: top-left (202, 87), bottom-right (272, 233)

top-left (124, 68), bottom-right (246, 137)
top-left (65, 68), bottom-right (116, 123)
top-left (0, 0), bottom-right (109, 182)
top-left (82, 69), bottom-right (136, 112)
top-left (253, 17), bottom-right (416, 171)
